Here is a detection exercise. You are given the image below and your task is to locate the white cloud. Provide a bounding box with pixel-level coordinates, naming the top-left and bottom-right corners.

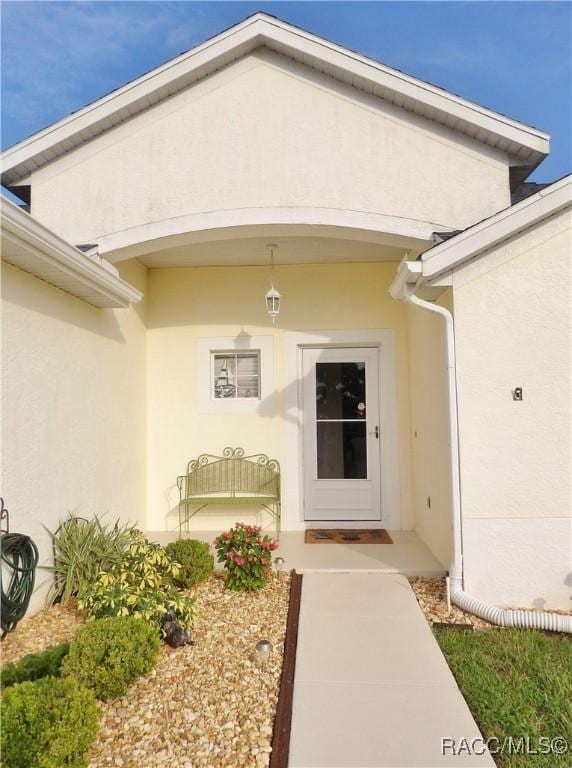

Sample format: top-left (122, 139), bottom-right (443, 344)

top-left (0, 1), bottom-right (214, 145)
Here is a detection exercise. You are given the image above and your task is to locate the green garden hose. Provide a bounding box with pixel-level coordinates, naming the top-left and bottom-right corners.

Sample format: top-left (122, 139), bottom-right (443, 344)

top-left (1, 532), bottom-right (39, 638)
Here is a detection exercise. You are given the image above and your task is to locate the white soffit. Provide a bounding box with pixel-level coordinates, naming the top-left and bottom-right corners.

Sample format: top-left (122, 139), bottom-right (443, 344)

top-left (0, 13), bottom-right (549, 186)
top-left (422, 174), bottom-right (572, 280)
top-left (0, 197), bottom-right (143, 308)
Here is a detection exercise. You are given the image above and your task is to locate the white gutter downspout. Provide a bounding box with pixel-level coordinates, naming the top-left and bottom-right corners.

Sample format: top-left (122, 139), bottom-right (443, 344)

top-left (403, 283), bottom-right (571, 633)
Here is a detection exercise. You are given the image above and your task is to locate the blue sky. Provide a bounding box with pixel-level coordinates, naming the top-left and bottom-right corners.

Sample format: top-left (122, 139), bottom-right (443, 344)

top-left (1, 1), bottom-right (571, 182)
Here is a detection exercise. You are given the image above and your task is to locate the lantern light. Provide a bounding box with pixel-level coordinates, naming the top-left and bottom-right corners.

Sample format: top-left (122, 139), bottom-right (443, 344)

top-left (265, 285), bottom-right (281, 324)
top-left (265, 244), bottom-right (281, 324)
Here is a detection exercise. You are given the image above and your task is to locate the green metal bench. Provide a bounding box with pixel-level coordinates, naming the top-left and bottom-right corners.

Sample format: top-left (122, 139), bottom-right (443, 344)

top-left (177, 447), bottom-right (281, 537)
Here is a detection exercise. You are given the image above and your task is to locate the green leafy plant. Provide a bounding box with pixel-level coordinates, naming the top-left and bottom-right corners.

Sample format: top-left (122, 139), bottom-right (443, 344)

top-left (1, 676), bottom-right (99, 768)
top-left (45, 513), bottom-right (137, 603)
top-left (1, 642), bottom-right (70, 689)
top-left (78, 537), bottom-right (198, 632)
top-left (62, 616), bottom-right (160, 700)
top-left (165, 539), bottom-right (214, 588)
top-left (214, 523), bottom-right (279, 591)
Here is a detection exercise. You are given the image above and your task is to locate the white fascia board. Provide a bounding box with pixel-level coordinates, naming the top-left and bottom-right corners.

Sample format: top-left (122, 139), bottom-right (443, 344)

top-left (1, 13), bottom-right (549, 185)
top-left (388, 257), bottom-right (423, 300)
top-left (420, 175), bottom-right (572, 280)
top-left (263, 17), bottom-right (549, 153)
top-left (0, 197), bottom-right (143, 308)
top-left (96, 207), bottom-right (439, 261)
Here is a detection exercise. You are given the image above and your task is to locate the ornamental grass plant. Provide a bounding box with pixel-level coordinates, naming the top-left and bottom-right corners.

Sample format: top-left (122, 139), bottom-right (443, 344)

top-left (45, 513), bottom-right (136, 603)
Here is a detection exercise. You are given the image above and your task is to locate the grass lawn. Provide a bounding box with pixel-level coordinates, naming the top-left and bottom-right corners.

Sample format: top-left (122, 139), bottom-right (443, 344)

top-left (435, 628), bottom-right (572, 767)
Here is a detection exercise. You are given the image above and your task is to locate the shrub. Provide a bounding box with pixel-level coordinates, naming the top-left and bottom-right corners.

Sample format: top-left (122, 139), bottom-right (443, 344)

top-left (45, 513), bottom-right (137, 603)
top-left (1, 676), bottom-right (99, 768)
top-left (1, 642), bottom-right (70, 689)
top-left (78, 537), bottom-right (198, 633)
top-left (165, 539), bottom-right (214, 587)
top-left (214, 523), bottom-right (279, 592)
top-left (62, 616), bottom-right (160, 700)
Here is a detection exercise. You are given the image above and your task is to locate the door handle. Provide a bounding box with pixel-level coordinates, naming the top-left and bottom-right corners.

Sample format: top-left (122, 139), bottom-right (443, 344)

top-left (369, 426), bottom-right (379, 439)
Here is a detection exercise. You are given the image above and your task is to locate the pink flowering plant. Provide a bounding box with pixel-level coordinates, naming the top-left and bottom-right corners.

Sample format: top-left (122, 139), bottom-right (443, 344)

top-left (213, 523), bottom-right (279, 592)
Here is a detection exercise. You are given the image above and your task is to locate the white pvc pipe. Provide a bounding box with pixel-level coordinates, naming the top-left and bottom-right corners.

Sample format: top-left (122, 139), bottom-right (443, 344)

top-left (404, 284), bottom-right (571, 634)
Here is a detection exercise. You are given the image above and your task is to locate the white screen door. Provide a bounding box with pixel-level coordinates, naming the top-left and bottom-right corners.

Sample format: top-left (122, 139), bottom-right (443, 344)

top-left (302, 347), bottom-right (381, 521)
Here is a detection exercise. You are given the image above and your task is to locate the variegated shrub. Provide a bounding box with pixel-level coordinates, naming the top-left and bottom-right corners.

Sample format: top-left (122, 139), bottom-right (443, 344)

top-left (78, 534), bottom-right (198, 632)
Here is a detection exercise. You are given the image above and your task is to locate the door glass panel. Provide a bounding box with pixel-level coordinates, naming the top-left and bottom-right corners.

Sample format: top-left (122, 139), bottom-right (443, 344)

top-left (317, 422), bottom-right (367, 479)
top-left (316, 362), bottom-right (366, 420)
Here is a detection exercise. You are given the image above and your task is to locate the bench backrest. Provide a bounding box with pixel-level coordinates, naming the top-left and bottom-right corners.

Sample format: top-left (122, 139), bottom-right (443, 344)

top-left (178, 448), bottom-right (280, 498)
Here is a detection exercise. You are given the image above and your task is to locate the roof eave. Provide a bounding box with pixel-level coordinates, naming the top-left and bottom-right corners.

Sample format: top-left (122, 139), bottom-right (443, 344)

top-left (421, 174), bottom-right (572, 281)
top-left (0, 197), bottom-right (143, 308)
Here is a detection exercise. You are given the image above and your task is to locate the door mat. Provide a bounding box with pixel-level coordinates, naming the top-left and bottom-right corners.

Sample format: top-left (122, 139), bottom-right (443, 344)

top-left (304, 528), bottom-right (393, 544)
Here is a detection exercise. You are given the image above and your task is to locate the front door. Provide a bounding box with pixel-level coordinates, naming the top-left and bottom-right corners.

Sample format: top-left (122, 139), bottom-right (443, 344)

top-left (302, 347), bottom-right (381, 521)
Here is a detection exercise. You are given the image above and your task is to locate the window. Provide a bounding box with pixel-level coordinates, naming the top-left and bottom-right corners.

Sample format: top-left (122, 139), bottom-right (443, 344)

top-left (212, 351), bottom-right (260, 400)
top-left (198, 336), bottom-right (273, 414)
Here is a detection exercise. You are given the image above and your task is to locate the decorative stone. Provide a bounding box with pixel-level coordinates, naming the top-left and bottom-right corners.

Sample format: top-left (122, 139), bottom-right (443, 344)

top-left (4, 571), bottom-right (291, 767)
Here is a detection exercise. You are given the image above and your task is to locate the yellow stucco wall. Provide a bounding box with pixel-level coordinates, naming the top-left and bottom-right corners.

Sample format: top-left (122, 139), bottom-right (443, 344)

top-left (146, 261), bottom-right (413, 532)
top-left (1, 259), bottom-right (147, 610)
top-left (406, 290), bottom-right (454, 568)
top-left (30, 50), bottom-right (510, 245)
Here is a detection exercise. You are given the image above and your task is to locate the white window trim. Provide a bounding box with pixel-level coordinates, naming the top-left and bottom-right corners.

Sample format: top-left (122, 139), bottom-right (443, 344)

top-left (198, 336), bottom-right (274, 414)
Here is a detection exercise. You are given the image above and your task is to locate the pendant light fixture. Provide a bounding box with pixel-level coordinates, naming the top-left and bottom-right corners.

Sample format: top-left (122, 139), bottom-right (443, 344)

top-left (265, 244), bottom-right (281, 324)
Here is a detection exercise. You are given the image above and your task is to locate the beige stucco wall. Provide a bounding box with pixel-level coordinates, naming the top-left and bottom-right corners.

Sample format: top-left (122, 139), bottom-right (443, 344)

top-left (30, 49), bottom-right (509, 245)
top-left (1, 258), bottom-right (147, 611)
top-left (146, 261), bottom-right (413, 533)
top-left (406, 291), bottom-right (454, 568)
top-left (453, 206), bottom-right (572, 609)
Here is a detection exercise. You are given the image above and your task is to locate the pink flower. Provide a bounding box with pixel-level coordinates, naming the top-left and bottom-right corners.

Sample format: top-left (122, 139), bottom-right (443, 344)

top-left (271, 541), bottom-right (279, 551)
top-left (228, 551), bottom-right (235, 559)
top-left (235, 557), bottom-right (245, 566)
top-left (249, 556), bottom-right (256, 563)
top-left (261, 541), bottom-right (270, 550)
top-left (259, 557), bottom-right (266, 564)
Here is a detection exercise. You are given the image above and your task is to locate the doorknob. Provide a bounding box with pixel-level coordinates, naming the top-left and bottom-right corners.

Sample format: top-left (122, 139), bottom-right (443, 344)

top-left (369, 426), bottom-right (379, 439)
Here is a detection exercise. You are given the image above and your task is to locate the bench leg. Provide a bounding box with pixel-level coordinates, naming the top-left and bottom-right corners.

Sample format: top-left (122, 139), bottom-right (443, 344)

top-left (275, 502), bottom-right (281, 541)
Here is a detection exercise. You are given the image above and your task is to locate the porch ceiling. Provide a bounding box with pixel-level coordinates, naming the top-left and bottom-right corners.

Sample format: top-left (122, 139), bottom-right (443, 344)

top-left (137, 235), bottom-right (405, 268)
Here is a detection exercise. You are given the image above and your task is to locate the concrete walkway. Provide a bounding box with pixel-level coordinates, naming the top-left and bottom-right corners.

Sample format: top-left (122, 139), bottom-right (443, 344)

top-left (289, 574), bottom-right (495, 767)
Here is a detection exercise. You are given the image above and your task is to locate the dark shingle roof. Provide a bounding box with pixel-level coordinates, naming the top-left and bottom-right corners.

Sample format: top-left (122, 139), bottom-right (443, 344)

top-left (510, 182), bottom-right (550, 205)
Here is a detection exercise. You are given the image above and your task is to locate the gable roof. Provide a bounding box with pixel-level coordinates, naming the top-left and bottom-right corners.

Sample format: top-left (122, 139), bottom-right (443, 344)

top-left (1, 12), bottom-right (549, 188)
top-left (389, 174), bottom-right (571, 297)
